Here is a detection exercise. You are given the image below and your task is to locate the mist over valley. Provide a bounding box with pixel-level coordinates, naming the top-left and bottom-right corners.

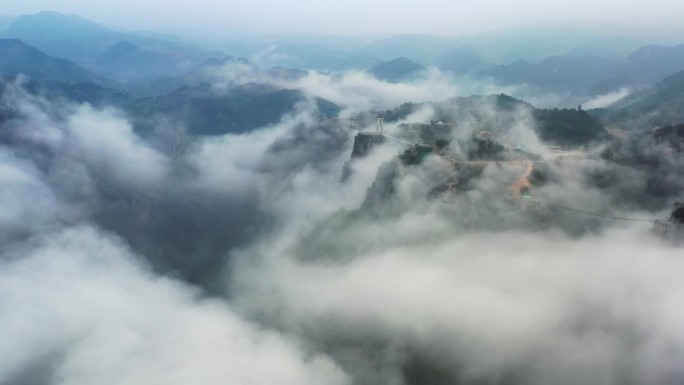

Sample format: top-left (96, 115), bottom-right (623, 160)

top-left (1, 7), bottom-right (684, 385)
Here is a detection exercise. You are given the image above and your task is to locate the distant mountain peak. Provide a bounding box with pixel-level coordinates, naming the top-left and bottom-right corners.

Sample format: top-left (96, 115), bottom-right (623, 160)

top-left (7, 11), bottom-right (109, 36)
top-left (202, 56), bottom-right (254, 68)
top-left (107, 41), bottom-right (139, 55)
top-left (387, 56), bottom-right (418, 64)
top-left (368, 57), bottom-right (426, 82)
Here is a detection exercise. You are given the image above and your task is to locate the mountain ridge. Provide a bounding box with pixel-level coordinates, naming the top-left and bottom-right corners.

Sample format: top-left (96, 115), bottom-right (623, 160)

top-left (0, 38), bottom-right (117, 86)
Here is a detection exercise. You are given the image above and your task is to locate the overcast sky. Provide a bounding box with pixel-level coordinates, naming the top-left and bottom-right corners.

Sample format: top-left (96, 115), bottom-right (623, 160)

top-left (2, 0), bottom-right (684, 40)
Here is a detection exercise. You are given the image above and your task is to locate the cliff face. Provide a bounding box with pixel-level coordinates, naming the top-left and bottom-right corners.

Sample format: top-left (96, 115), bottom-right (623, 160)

top-left (351, 133), bottom-right (385, 158)
top-left (360, 159), bottom-right (401, 211)
top-left (671, 205), bottom-right (684, 224)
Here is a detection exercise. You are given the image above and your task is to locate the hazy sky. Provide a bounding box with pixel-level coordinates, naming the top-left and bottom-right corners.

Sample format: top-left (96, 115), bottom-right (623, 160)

top-left (2, 0), bottom-right (684, 39)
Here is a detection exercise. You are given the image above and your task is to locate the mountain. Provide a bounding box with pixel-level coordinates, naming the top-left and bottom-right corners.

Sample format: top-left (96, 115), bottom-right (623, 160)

top-left (0, 60), bottom-right (333, 138)
top-left (585, 77), bottom-right (635, 97)
top-left (208, 29), bottom-right (641, 74)
top-left (2, 12), bottom-right (118, 64)
top-left (128, 56), bottom-right (308, 98)
top-left (617, 44), bottom-right (684, 83)
top-left (94, 40), bottom-right (196, 82)
top-left (476, 54), bottom-right (620, 94)
top-left (368, 57), bottom-right (426, 82)
top-left (0, 36), bottom-right (320, 132)
top-left (0, 39), bottom-right (115, 85)
top-left (208, 36), bottom-right (381, 71)
top-left (357, 34), bottom-right (458, 65)
top-left (2, 12), bottom-right (215, 82)
top-left (594, 70), bottom-right (684, 129)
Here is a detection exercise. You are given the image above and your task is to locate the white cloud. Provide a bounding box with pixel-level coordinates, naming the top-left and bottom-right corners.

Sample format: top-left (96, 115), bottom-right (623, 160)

top-left (285, 69), bottom-right (458, 115)
top-left (1, 41), bottom-right (683, 385)
top-left (0, 149), bottom-right (62, 236)
top-left (67, 105), bottom-right (169, 188)
top-left (0, 226), bottom-right (349, 385)
top-left (233, 225), bottom-right (684, 383)
top-left (584, 88), bottom-right (631, 109)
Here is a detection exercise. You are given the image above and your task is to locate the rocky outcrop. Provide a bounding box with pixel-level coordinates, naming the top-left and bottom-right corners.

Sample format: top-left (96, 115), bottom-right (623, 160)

top-left (351, 132), bottom-right (385, 158)
top-left (361, 159), bottom-right (401, 210)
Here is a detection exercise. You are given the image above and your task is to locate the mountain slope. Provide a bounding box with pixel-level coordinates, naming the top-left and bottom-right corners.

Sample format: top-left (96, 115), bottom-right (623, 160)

top-left (2, 12), bottom-right (114, 64)
top-left (0, 16), bottom-right (16, 33)
top-left (0, 39), bottom-right (115, 85)
top-left (358, 34), bottom-right (458, 64)
top-left (595, 70), bottom-right (684, 129)
top-left (618, 44), bottom-right (684, 83)
top-left (475, 43), bottom-right (684, 97)
top-left (94, 40), bottom-right (196, 82)
top-left (130, 83), bottom-right (319, 135)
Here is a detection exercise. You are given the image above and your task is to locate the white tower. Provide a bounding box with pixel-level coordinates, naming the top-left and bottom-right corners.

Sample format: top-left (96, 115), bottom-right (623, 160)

top-left (376, 113), bottom-right (384, 134)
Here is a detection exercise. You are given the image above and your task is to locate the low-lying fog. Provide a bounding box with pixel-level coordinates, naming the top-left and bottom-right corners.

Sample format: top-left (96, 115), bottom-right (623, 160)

top-left (1, 66), bottom-right (683, 385)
